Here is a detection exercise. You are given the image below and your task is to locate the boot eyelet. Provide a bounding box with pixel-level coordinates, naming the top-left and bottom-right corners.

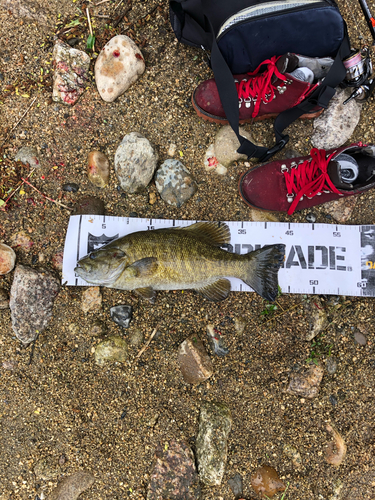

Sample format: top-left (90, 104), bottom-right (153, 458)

top-left (281, 164), bottom-right (288, 173)
top-left (287, 193), bottom-right (294, 202)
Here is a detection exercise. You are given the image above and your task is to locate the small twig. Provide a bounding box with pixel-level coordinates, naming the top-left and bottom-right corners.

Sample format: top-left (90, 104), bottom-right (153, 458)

top-left (0, 168), bottom-right (35, 211)
top-left (94, 0), bottom-right (111, 5)
top-left (1, 96), bottom-right (38, 147)
top-left (21, 178), bottom-right (73, 210)
top-left (94, 14), bottom-right (111, 18)
top-left (86, 7), bottom-right (93, 36)
top-left (263, 303), bottom-right (300, 325)
top-left (135, 326), bottom-right (158, 360)
top-left (113, 0), bottom-right (124, 10)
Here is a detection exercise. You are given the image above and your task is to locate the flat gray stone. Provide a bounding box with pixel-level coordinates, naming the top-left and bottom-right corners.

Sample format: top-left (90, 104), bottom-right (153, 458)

top-left (94, 335), bottom-right (128, 365)
top-left (115, 132), bottom-right (158, 193)
top-left (49, 471), bottom-right (95, 500)
top-left (155, 159), bottom-right (197, 207)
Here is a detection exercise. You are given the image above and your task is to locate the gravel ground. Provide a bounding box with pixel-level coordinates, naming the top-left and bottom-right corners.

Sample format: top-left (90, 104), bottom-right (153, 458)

top-left (0, 0), bottom-right (375, 499)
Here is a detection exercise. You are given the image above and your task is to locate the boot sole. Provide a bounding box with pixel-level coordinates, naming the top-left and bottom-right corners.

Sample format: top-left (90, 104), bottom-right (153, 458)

top-left (192, 94), bottom-right (324, 124)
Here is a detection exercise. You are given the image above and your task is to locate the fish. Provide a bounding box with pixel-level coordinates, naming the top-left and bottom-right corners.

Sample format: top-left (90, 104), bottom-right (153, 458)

top-left (74, 222), bottom-right (285, 303)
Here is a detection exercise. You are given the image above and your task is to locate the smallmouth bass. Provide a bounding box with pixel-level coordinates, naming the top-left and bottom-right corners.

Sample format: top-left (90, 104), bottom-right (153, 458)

top-left (75, 222), bottom-right (285, 303)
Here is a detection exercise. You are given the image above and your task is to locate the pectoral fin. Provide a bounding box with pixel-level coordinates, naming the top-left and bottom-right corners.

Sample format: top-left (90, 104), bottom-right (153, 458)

top-left (196, 278), bottom-right (231, 301)
top-left (133, 287), bottom-right (156, 304)
top-left (126, 257), bottom-right (158, 277)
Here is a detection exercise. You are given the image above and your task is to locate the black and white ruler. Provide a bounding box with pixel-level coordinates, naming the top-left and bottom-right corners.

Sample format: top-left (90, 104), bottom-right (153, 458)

top-left (62, 215), bottom-right (375, 297)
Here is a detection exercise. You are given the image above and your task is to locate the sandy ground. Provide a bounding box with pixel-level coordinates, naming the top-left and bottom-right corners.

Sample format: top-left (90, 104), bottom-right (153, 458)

top-left (0, 0), bottom-right (375, 498)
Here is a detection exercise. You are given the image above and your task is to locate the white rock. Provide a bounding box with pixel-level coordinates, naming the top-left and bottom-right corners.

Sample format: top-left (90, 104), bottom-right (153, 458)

top-left (0, 243), bottom-right (16, 275)
top-left (95, 35), bottom-right (145, 102)
top-left (214, 125), bottom-right (258, 167)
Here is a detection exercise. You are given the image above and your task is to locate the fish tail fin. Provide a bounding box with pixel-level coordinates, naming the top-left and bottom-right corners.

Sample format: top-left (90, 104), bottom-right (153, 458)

top-left (243, 244), bottom-right (285, 301)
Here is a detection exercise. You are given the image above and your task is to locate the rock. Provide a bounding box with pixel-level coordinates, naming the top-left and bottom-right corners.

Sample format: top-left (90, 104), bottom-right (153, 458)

top-left (9, 265), bottom-right (60, 345)
top-left (128, 328), bottom-right (144, 346)
top-left (81, 287), bottom-right (102, 313)
top-left (52, 250), bottom-right (64, 271)
top-left (326, 357), bottom-right (338, 375)
top-left (10, 231), bottom-right (33, 251)
top-left (325, 423), bottom-right (347, 466)
top-left (204, 144), bottom-right (227, 175)
top-left (167, 143), bottom-right (177, 156)
top-left (177, 335), bottom-right (213, 384)
top-left (147, 440), bottom-right (201, 500)
top-left (284, 148), bottom-right (302, 159)
top-left (155, 159), bottom-right (198, 208)
top-left (149, 192), bottom-right (157, 205)
top-left (88, 320), bottom-right (107, 337)
top-left (206, 324), bottom-right (229, 356)
top-left (0, 243), bottom-right (16, 275)
top-left (110, 304), bottom-right (132, 328)
top-left (73, 196), bottom-right (105, 215)
top-left (0, 288), bottom-right (9, 309)
top-left (114, 132), bottom-right (158, 193)
top-left (87, 151), bottom-right (110, 188)
top-left (250, 209), bottom-right (280, 223)
top-left (62, 183), bottom-right (79, 193)
top-left (0, 0), bottom-right (49, 23)
top-left (228, 473), bottom-right (243, 499)
top-left (196, 401), bottom-right (232, 486)
top-left (250, 466), bottom-right (286, 498)
top-left (33, 456), bottom-right (60, 480)
top-left (49, 471), bottom-right (95, 500)
top-left (95, 35), bottom-right (145, 102)
top-left (311, 88), bottom-right (362, 149)
top-left (306, 212), bottom-right (317, 223)
top-left (287, 364), bottom-right (324, 398)
top-left (52, 39), bottom-right (90, 106)
top-left (94, 335), bottom-right (128, 365)
top-left (14, 146), bottom-right (40, 168)
top-left (322, 196), bottom-right (357, 223)
top-left (303, 296), bottom-right (328, 341)
top-left (214, 125), bottom-right (257, 167)
top-left (234, 316), bottom-right (247, 335)
top-left (354, 329), bottom-right (367, 346)
top-left (283, 443), bottom-right (303, 468)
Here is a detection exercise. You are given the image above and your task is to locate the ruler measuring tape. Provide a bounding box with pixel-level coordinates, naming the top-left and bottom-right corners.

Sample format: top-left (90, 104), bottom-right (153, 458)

top-left (62, 215), bottom-right (375, 297)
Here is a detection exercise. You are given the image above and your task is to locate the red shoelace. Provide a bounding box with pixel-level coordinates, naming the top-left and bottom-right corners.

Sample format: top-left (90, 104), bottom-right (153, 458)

top-left (283, 148), bottom-right (341, 215)
top-left (236, 55), bottom-right (286, 118)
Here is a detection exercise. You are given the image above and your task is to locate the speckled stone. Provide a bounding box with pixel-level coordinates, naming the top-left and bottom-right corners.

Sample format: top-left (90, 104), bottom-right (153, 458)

top-left (311, 88), bottom-right (362, 149)
top-left (196, 401), bottom-right (232, 486)
top-left (178, 335), bottom-right (213, 384)
top-left (155, 159), bottom-right (198, 207)
top-left (147, 440), bottom-right (201, 500)
top-left (115, 132), bottom-right (158, 193)
top-left (87, 150), bottom-right (110, 188)
top-left (9, 265), bottom-right (60, 345)
top-left (14, 146), bottom-right (41, 168)
top-left (52, 39), bottom-right (90, 106)
top-left (95, 335), bottom-right (128, 365)
top-left (326, 356), bottom-right (338, 375)
top-left (49, 471), bottom-right (95, 500)
top-left (81, 286), bottom-right (102, 313)
top-left (95, 35), bottom-right (145, 102)
top-left (0, 243), bottom-right (16, 275)
top-left (287, 364), bottom-right (324, 398)
top-left (322, 196), bottom-right (357, 223)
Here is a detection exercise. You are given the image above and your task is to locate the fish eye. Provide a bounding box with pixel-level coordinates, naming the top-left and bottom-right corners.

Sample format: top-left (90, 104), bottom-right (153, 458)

top-left (89, 253), bottom-right (97, 260)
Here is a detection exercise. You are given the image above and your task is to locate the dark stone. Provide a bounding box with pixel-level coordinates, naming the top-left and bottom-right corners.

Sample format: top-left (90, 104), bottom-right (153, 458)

top-left (73, 196), bottom-right (105, 215)
top-left (62, 183), bottom-right (79, 193)
top-left (228, 473), bottom-right (243, 499)
top-left (129, 212), bottom-right (138, 217)
top-left (110, 304), bottom-right (132, 328)
top-left (329, 394), bottom-right (338, 406)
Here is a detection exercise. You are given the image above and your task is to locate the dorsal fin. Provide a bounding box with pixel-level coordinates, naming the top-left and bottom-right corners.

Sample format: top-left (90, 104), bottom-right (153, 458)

top-left (196, 278), bottom-right (231, 301)
top-left (183, 222), bottom-right (231, 246)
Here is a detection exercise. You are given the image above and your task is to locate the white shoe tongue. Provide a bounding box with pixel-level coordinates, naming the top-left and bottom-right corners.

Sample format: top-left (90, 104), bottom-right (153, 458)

top-left (335, 153), bottom-right (359, 183)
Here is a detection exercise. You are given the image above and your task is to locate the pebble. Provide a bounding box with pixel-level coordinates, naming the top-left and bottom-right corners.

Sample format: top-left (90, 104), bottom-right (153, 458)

top-left (149, 191), bottom-right (157, 205)
top-left (155, 159), bottom-right (198, 207)
top-left (234, 316), bottom-right (247, 334)
top-left (354, 329), bottom-right (367, 346)
top-left (10, 231), bottom-right (33, 251)
top-left (147, 440), bottom-right (201, 500)
top-left (329, 394), bottom-right (338, 406)
top-left (250, 466), bottom-right (286, 498)
top-left (62, 182), bottom-right (79, 193)
top-left (322, 196), bottom-right (357, 223)
top-left (283, 443), bottom-right (303, 468)
top-left (52, 39), bottom-right (90, 106)
top-left (73, 196), bottom-right (105, 215)
top-left (306, 212), bottom-right (317, 223)
top-left (88, 319), bottom-right (107, 337)
top-left (167, 143), bottom-right (177, 156)
top-left (81, 286), bottom-right (102, 313)
top-left (94, 335), bottom-right (129, 365)
top-left (326, 356), bottom-right (338, 375)
top-left (284, 148), bottom-right (301, 159)
top-left (214, 125), bottom-right (257, 167)
top-left (34, 457), bottom-right (60, 480)
top-left (115, 132), bottom-right (158, 193)
top-left (311, 88), bottom-right (362, 149)
top-left (52, 250), bottom-right (64, 271)
top-left (287, 364), bottom-right (324, 398)
top-left (204, 144), bottom-right (227, 175)
top-left (128, 328), bottom-right (144, 346)
top-left (196, 401), bottom-right (232, 486)
top-left (9, 265), bottom-right (60, 345)
top-left (110, 304), bottom-right (132, 328)
top-left (325, 423), bottom-right (347, 466)
top-left (87, 150), bottom-right (110, 188)
top-left (14, 146), bottom-right (40, 168)
top-left (206, 324), bottom-right (229, 356)
top-left (228, 473), bottom-right (243, 498)
top-left (303, 296), bottom-right (328, 341)
top-left (178, 334), bottom-right (213, 384)
top-left (0, 288), bottom-right (9, 309)
top-left (0, 243), bottom-right (16, 275)
top-left (95, 35), bottom-right (145, 102)
top-left (49, 471), bottom-right (95, 500)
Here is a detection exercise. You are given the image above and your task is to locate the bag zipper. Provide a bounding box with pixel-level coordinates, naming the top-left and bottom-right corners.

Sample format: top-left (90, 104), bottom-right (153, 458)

top-left (217, 0), bottom-right (330, 39)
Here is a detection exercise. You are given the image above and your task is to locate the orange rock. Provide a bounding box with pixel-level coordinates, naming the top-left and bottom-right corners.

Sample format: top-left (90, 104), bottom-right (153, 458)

top-left (87, 151), bottom-right (110, 188)
top-left (0, 243), bottom-right (16, 275)
top-left (250, 465), bottom-right (286, 498)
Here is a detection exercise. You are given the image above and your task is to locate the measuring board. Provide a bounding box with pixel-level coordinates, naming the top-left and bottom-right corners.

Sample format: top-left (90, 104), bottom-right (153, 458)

top-left (62, 215), bottom-right (375, 297)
